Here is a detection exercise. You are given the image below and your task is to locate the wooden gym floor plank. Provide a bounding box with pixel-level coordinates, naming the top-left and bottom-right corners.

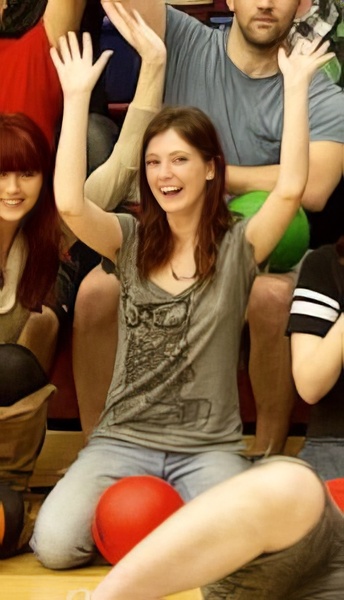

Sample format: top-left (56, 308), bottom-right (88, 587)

top-left (1, 553), bottom-right (203, 600)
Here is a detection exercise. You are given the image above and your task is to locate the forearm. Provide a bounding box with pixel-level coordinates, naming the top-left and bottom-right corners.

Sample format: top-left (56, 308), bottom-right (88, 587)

top-left (55, 93), bottom-right (90, 216)
top-left (44, 0), bottom-right (86, 46)
top-left (301, 141), bottom-right (343, 211)
top-left (85, 59), bottom-right (165, 209)
top-left (225, 163), bottom-right (279, 196)
top-left (292, 316), bottom-right (344, 403)
top-left (275, 83), bottom-right (309, 200)
top-left (225, 143), bottom-right (342, 211)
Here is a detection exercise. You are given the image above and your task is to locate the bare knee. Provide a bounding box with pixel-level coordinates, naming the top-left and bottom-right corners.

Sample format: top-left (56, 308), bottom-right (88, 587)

top-left (17, 306), bottom-right (59, 373)
top-left (74, 266), bottom-right (120, 332)
top-left (247, 274), bottom-right (296, 326)
top-left (254, 461), bottom-right (326, 539)
top-left (20, 306), bottom-right (59, 338)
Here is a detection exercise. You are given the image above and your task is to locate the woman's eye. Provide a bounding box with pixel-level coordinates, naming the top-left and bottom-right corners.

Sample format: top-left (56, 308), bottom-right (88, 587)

top-left (173, 157), bottom-right (187, 163)
top-left (0, 172), bottom-right (7, 178)
top-left (21, 171), bottom-right (35, 178)
top-left (146, 160), bottom-right (159, 167)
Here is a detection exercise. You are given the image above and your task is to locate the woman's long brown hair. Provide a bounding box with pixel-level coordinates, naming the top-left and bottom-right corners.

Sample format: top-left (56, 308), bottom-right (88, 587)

top-left (137, 106), bottom-right (231, 280)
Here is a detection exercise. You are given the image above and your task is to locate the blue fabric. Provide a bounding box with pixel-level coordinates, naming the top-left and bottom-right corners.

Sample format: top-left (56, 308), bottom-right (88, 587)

top-left (298, 437), bottom-right (344, 481)
top-left (31, 437), bottom-right (250, 569)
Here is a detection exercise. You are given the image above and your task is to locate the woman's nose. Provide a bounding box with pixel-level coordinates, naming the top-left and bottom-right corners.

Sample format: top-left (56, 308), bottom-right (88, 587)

top-left (158, 161), bottom-right (173, 179)
top-left (5, 174), bottom-right (21, 194)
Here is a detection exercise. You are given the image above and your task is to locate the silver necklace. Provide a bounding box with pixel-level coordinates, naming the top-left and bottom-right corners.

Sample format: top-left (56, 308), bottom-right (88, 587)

top-left (170, 263), bottom-right (197, 282)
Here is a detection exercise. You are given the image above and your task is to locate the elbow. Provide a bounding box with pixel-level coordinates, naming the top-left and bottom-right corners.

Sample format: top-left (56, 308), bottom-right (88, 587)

top-left (301, 193), bottom-right (327, 213)
top-left (292, 369), bottom-right (322, 405)
top-left (301, 179), bottom-right (342, 212)
top-left (293, 378), bottom-right (322, 405)
top-left (56, 206), bottom-right (82, 219)
top-left (297, 389), bottom-right (322, 406)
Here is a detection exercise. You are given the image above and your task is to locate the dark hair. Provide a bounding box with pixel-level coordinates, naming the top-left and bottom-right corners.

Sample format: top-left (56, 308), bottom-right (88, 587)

top-left (137, 106), bottom-right (231, 280)
top-left (0, 113), bottom-right (61, 310)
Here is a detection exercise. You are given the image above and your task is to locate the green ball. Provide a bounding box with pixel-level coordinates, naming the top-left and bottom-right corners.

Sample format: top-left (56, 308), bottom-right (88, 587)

top-left (228, 190), bottom-right (310, 273)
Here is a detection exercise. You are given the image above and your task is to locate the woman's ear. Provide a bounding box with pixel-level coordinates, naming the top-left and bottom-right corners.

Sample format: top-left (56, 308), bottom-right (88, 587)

top-left (206, 160), bottom-right (215, 181)
top-left (296, 0), bottom-right (312, 19)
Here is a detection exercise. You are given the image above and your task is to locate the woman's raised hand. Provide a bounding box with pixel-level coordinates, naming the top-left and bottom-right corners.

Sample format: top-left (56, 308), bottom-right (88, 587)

top-left (278, 36), bottom-right (335, 87)
top-left (101, 1), bottom-right (166, 64)
top-left (50, 31), bottom-right (113, 98)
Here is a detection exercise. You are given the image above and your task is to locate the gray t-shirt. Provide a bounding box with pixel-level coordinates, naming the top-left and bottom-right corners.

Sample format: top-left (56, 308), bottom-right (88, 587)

top-left (164, 7), bottom-right (344, 164)
top-left (93, 214), bottom-right (256, 453)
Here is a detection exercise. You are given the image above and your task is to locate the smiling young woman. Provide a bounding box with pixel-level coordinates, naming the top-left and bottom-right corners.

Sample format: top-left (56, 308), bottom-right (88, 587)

top-left (0, 113), bottom-right (63, 560)
top-left (29, 11), bottom-right (335, 572)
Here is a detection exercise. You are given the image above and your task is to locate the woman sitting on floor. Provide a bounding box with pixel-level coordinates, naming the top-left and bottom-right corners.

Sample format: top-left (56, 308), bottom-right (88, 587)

top-left (0, 113), bottom-right (62, 558)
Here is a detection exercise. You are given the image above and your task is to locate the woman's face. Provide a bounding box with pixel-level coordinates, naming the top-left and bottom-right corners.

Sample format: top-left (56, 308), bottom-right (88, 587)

top-left (0, 170), bottom-right (43, 224)
top-left (145, 128), bottom-right (214, 218)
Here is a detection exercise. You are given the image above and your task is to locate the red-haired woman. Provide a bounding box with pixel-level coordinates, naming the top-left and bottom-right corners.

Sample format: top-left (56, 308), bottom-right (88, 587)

top-left (0, 112), bottom-right (62, 558)
top-left (31, 26), bottom-right (333, 569)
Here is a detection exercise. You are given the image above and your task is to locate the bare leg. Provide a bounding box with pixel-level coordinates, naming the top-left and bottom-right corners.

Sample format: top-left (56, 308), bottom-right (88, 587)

top-left (91, 461), bottom-right (325, 600)
top-left (17, 306), bottom-right (59, 374)
top-left (72, 265), bottom-right (119, 440)
top-left (246, 273), bottom-right (298, 456)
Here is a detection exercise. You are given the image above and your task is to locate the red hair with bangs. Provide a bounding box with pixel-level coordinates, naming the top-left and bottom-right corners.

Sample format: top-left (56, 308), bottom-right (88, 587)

top-left (137, 106), bottom-right (231, 280)
top-left (0, 113), bottom-right (61, 310)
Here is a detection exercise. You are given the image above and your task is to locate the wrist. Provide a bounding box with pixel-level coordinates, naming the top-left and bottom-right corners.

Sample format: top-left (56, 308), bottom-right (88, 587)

top-left (63, 89), bottom-right (92, 103)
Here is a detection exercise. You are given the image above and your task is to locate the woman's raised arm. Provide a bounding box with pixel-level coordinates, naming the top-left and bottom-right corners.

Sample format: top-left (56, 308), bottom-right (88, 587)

top-left (51, 31), bottom-right (123, 262)
top-left (245, 38), bottom-right (335, 265)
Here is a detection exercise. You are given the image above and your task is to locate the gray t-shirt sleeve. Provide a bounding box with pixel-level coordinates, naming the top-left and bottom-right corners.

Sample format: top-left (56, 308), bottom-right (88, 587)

top-left (308, 72), bottom-right (344, 143)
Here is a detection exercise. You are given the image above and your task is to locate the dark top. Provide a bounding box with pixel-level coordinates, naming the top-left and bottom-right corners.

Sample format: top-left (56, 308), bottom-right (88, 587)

top-left (0, 0), bottom-right (47, 37)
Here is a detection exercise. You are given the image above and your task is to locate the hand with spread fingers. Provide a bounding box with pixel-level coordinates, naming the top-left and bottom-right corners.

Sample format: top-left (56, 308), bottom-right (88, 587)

top-left (101, 1), bottom-right (166, 64)
top-left (278, 36), bottom-right (335, 86)
top-left (50, 31), bottom-right (113, 99)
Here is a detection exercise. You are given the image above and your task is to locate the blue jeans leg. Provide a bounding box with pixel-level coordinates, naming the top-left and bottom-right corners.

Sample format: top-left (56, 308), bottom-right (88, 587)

top-left (31, 440), bottom-right (251, 568)
top-left (298, 437), bottom-right (344, 481)
top-left (30, 439), bottom-right (165, 569)
top-left (164, 450), bottom-right (251, 501)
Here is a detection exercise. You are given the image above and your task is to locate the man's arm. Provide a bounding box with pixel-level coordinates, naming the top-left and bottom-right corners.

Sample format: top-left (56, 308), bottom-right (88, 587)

top-left (43, 0), bottom-right (86, 47)
top-left (226, 140), bottom-right (343, 211)
top-left (300, 140), bottom-right (343, 210)
top-left (102, 0), bottom-right (166, 39)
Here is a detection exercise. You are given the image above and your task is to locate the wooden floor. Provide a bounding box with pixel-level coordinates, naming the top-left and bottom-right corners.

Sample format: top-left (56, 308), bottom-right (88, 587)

top-left (1, 553), bottom-right (203, 600)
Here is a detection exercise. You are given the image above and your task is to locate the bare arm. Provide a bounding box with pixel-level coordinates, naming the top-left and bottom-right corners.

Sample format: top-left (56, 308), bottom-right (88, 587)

top-left (245, 39), bottom-right (334, 264)
top-left (50, 32), bottom-right (122, 262)
top-left (101, 0), bottom-right (166, 40)
top-left (43, 0), bottom-right (87, 47)
top-left (291, 316), bottom-right (344, 404)
top-left (225, 141), bottom-right (342, 212)
top-left (302, 141), bottom-right (343, 210)
top-left (85, 3), bottom-right (166, 210)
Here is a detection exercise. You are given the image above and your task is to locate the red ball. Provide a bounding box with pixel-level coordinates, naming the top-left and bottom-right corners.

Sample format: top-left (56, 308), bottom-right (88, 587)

top-left (326, 478), bottom-right (344, 512)
top-left (92, 475), bottom-right (184, 564)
